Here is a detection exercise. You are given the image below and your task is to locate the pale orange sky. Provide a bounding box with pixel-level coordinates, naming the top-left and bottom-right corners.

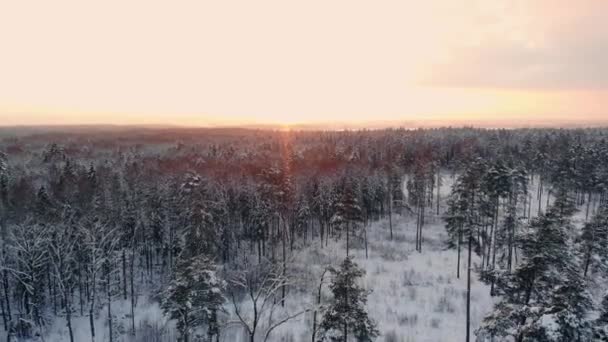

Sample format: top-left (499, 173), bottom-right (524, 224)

top-left (1, 0), bottom-right (607, 126)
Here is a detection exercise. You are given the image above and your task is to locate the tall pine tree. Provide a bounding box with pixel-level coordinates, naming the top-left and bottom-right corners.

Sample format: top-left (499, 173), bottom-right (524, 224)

top-left (318, 257), bottom-right (378, 342)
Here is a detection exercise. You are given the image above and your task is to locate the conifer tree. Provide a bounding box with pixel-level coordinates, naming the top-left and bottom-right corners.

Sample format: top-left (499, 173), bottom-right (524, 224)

top-left (594, 292), bottom-right (608, 341)
top-left (331, 177), bottom-right (363, 257)
top-left (477, 185), bottom-right (594, 342)
top-left (580, 203), bottom-right (608, 277)
top-left (162, 255), bottom-right (225, 342)
top-left (318, 257), bottom-right (378, 342)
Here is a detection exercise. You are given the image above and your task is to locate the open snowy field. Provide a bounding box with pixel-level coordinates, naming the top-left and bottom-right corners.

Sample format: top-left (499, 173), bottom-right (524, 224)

top-left (217, 175), bottom-right (497, 342)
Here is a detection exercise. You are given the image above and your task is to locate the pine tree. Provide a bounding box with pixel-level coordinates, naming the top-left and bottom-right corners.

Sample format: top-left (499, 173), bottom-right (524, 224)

top-left (443, 159), bottom-right (485, 341)
top-left (477, 186), bottom-right (594, 341)
top-left (579, 203), bottom-right (608, 277)
top-left (162, 255), bottom-right (225, 342)
top-left (594, 292), bottom-right (608, 341)
top-left (444, 184), bottom-right (467, 279)
top-left (318, 257), bottom-right (378, 342)
top-left (331, 177), bottom-right (363, 257)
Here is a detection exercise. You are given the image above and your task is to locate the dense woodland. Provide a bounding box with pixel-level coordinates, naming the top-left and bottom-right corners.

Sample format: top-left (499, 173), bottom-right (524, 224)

top-left (1, 127), bottom-right (608, 341)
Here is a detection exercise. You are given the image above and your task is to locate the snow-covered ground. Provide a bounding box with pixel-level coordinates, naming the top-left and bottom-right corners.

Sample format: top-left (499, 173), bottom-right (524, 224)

top-left (228, 175), bottom-right (494, 342)
top-left (4, 174), bottom-right (603, 342)
top-left (216, 175), bottom-right (603, 342)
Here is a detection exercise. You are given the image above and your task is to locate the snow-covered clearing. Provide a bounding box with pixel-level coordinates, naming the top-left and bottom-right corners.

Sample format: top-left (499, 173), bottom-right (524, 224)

top-left (214, 213), bottom-right (495, 342)
top-left (220, 175), bottom-right (496, 342)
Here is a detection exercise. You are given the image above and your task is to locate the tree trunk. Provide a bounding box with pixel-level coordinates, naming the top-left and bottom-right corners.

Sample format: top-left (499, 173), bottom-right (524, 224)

top-left (489, 200), bottom-right (499, 295)
top-left (364, 224), bottom-right (368, 259)
top-left (419, 195), bottom-right (425, 252)
top-left (346, 222), bottom-right (350, 257)
top-left (89, 273), bottom-right (96, 342)
top-left (312, 270), bottom-right (326, 342)
top-left (130, 249), bottom-right (136, 336)
top-left (66, 298), bottom-right (75, 342)
top-left (183, 312), bottom-right (190, 342)
top-left (320, 220), bottom-right (324, 249)
top-left (583, 247), bottom-right (592, 277)
top-left (107, 271), bottom-right (113, 342)
top-left (538, 175), bottom-right (543, 215)
top-left (2, 270), bottom-right (10, 323)
top-left (281, 217), bottom-right (287, 307)
top-left (122, 249), bottom-right (128, 300)
top-left (436, 172), bottom-right (441, 215)
top-left (78, 265), bottom-right (84, 316)
top-left (466, 230), bottom-right (472, 342)
top-left (457, 225), bottom-right (461, 279)
top-left (586, 192), bottom-right (592, 221)
top-left (388, 192), bottom-right (393, 240)
top-left (0, 286), bottom-right (6, 331)
top-left (415, 204), bottom-right (420, 252)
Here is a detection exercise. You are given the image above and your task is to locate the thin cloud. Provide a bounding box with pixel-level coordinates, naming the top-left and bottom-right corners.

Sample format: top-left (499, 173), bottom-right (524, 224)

top-left (421, 1), bottom-right (608, 89)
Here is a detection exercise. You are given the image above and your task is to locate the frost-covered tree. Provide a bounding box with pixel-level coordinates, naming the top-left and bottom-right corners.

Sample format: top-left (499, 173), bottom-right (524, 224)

top-left (228, 256), bottom-right (309, 342)
top-left (49, 223), bottom-right (78, 342)
top-left (477, 186), bottom-right (594, 342)
top-left (311, 179), bottom-right (336, 247)
top-left (331, 177), bottom-right (363, 257)
top-left (595, 292), bottom-right (608, 341)
top-left (444, 186), bottom-right (467, 279)
top-left (580, 203), bottom-right (608, 277)
top-left (318, 257), bottom-right (378, 342)
top-left (162, 255), bottom-right (225, 342)
top-left (8, 222), bottom-right (50, 333)
top-left (81, 218), bottom-right (119, 342)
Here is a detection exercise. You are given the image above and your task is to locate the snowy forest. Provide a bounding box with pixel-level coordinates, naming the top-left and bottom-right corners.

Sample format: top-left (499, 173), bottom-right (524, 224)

top-left (1, 126), bottom-right (608, 342)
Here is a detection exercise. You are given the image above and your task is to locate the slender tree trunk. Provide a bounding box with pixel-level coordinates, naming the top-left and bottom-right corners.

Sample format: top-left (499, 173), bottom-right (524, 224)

top-left (437, 172), bottom-right (441, 215)
top-left (312, 270), bottom-right (327, 342)
top-left (346, 222), bottom-right (350, 257)
top-left (78, 265), bottom-right (84, 316)
top-left (319, 220), bottom-right (324, 248)
top-left (583, 247), bottom-right (592, 277)
top-left (538, 175), bottom-right (543, 215)
top-left (466, 229), bottom-right (472, 342)
top-left (419, 194), bottom-right (425, 252)
top-left (489, 200), bottom-right (499, 295)
top-left (2, 270), bottom-right (10, 323)
top-left (122, 249), bottom-right (127, 300)
top-left (364, 223), bottom-right (368, 259)
top-left (0, 285), bottom-right (6, 331)
top-left (522, 191), bottom-right (527, 219)
top-left (415, 202), bottom-right (420, 252)
top-left (66, 298), bottom-right (74, 342)
top-left (457, 224), bottom-right (462, 279)
top-left (281, 217), bottom-right (287, 307)
top-left (52, 271), bottom-right (57, 315)
top-left (107, 271), bottom-right (113, 342)
top-left (388, 192), bottom-right (393, 240)
top-left (183, 312), bottom-right (190, 342)
top-left (480, 219), bottom-right (487, 272)
top-left (586, 192), bottom-right (592, 221)
top-left (89, 272), bottom-right (96, 342)
top-left (130, 249), bottom-right (136, 336)
top-left (169, 225), bottom-right (174, 272)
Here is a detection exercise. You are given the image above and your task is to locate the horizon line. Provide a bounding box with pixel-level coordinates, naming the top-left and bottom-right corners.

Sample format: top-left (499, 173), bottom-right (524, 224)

top-left (1, 118), bottom-right (608, 131)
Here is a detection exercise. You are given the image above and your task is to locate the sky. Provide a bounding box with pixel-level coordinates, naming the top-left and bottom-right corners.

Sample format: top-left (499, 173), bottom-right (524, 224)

top-left (0, 0), bottom-right (607, 127)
